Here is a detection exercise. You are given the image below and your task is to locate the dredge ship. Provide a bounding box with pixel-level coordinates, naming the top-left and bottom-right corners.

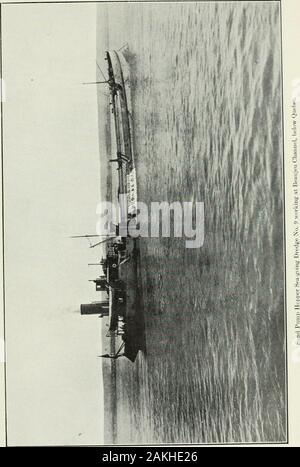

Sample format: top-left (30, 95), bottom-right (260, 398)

top-left (76, 50), bottom-right (144, 362)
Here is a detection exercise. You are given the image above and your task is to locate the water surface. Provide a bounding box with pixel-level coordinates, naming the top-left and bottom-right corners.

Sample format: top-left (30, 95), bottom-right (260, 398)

top-left (97, 1), bottom-right (286, 444)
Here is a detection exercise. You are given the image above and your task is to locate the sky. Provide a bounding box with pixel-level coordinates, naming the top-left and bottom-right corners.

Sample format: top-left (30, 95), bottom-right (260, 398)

top-left (2, 3), bottom-right (105, 445)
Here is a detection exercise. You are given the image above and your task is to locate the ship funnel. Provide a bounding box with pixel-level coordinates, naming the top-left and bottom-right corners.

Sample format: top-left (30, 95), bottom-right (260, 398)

top-left (80, 301), bottom-right (109, 316)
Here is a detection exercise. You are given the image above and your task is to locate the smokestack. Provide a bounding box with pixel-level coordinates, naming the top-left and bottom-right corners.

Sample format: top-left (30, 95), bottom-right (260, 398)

top-left (80, 301), bottom-right (109, 316)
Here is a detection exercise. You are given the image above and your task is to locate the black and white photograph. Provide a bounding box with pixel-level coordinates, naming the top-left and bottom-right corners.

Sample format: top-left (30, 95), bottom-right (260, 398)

top-left (0, 0), bottom-right (288, 446)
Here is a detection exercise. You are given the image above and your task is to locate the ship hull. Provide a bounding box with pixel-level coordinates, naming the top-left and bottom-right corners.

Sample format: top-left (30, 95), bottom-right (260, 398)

top-left (106, 50), bottom-right (144, 362)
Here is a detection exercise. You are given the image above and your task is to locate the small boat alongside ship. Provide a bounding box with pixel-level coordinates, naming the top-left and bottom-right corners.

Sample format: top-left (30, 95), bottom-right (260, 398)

top-left (77, 50), bottom-right (144, 362)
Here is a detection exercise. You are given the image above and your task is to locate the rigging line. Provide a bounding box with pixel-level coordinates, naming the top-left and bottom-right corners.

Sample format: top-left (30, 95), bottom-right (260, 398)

top-left (96, 61), bottom-right (108, 82)
top-left (82, 81), bottom-right (108, 85)
top-left (90, 236), bottom-right (117, 249)
top-left (117, 43), bottom-right (129, 52)
top-left (115, 341), bottom-right (125, 357)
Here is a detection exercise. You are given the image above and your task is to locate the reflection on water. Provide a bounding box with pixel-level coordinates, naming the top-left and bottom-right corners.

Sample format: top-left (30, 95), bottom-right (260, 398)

top-left (97, 2), bottom-right (286, 443)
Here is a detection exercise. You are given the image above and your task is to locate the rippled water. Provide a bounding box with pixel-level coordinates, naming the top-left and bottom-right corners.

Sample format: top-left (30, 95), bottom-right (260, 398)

top-left (97, 1), bottom-right (286, 444)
